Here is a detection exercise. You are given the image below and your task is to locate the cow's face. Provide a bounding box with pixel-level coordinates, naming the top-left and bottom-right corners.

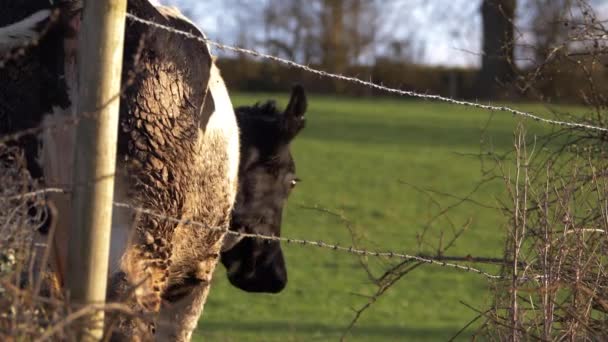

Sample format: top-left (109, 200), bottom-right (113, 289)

top-left (220, 86), bottom-right (307, 293)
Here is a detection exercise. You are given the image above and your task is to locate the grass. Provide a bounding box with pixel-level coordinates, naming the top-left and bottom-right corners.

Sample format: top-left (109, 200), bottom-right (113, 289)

top-left (194, 93), bottom-right (563, 341)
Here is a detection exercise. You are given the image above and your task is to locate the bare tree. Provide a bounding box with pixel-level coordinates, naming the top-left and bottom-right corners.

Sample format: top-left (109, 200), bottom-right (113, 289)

top-left (262, 0), bottom-right (318, 64)
top-left (525, 0), bottom-right (573, 63)
top-left (344, 0), bottom-right (380, 64)
top-left (259, 0), bottom-right (382, 68)
top-left (476, 0), bottom-right (517, 98)
top-left (320, 0), bottom-right (348, 71)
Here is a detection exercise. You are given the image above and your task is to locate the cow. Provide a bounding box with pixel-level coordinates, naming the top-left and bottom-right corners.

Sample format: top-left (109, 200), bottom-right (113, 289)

top-left (220, 86), bottom-right (307, 294)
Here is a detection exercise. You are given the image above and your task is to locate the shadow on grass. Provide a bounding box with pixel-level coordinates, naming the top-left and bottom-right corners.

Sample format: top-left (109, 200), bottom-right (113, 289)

top-left (197, 320), bottom-right (470, 340)
top-left (303, 117), bottom-right (520, 151)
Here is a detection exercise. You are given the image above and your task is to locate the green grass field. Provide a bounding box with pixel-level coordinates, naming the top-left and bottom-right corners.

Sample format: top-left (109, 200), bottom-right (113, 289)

top-left (193, 93), bottom-right (559, 341)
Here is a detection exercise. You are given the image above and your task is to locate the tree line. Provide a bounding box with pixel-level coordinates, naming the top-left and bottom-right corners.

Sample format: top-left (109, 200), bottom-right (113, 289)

top-left (212, 0), bottom-right (601, 101)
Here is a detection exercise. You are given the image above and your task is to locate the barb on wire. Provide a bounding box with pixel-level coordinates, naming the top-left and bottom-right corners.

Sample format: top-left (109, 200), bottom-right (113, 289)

top-left (111, 201), bottom-right (504, 280)
top-left (0, 56), bottom-right (143, 147)
top-left (0, 109), bottom-right (95, 147)
top-left (0, 187), bottom-right (520, 280)
top-left (0, 187), bottom-right (514, 280)
top-left (125, 13), bottom-right (608, 134)
top-left (0, 22), bottom-right (145, 146)
top-left (0, 188), bottom-right (67, 202)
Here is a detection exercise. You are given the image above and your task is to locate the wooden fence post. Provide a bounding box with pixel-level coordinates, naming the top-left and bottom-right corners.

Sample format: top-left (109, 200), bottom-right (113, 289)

top-left (67, 0), bottom-right (128, 340)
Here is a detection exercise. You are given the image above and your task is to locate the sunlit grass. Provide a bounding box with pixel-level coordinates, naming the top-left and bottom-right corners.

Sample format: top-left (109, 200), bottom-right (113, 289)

top-left (194, 93), bottom-right (565, 341)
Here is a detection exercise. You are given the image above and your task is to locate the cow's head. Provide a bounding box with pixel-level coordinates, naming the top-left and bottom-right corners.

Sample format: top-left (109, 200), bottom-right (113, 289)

top-left (220, 85), bottom-right (307, 293)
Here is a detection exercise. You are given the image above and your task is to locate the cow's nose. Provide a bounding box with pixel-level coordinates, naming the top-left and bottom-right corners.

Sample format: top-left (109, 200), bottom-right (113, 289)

top-left (227, 260), bottom-right (287, 293)
top-left (260, 262), bottom-right (287, 293)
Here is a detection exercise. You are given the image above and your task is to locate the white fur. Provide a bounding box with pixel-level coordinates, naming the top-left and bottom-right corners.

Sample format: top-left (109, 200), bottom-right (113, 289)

top-left (108, 174), bottom-right (134, 276)
top-left (38, 108), bottom-right (76, 187)
top-left (37, 25), bottom-right (136, 280)
top-left (156, 5), bottom-right (197, 28)
top-left (155, 61), bottom-right (240, 342)
top-left (37, 107), bottom-right (77, 284)
top-left (207, 63), bottom-right (240, 187)
top-left (39, 111), bottom-right (132, 276)
top-left (0, 10), bottom-right (51, 52)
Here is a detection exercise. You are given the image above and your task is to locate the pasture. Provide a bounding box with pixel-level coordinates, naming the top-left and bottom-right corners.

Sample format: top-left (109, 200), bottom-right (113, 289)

top-left (195, 93), bottom-right (558, 341)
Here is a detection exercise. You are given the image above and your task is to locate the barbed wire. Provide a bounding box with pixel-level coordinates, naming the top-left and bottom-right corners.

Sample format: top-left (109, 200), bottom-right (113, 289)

top-left (0, 187), bottom-right (503, 280)
top-left (0, 114), bottom-right (84, 147)
top-left (1, 11), bottom-right (607, 148)
top-left (113, 201), bottom-right (507, 280)
top-left (125, 13), bottom-right (608, 134)
top-left (0, 188), bottom-right (66, 201)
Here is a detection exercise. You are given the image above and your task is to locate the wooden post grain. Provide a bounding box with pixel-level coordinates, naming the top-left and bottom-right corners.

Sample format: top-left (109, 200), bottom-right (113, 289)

top-left (67, 0), bottom-right (127, 340)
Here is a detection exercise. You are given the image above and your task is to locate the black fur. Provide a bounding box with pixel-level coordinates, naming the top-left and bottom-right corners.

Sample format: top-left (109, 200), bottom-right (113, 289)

top-left (0, 1), bottom-right (80, 235)
top-left (221, 85), bottom-right (307, 293)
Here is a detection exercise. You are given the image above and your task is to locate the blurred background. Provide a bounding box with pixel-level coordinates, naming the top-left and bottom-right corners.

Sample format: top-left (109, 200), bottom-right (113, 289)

top-left (160, 0), bottom-right (608, 101)
top-left (148, 1), bottom-right (608, 341)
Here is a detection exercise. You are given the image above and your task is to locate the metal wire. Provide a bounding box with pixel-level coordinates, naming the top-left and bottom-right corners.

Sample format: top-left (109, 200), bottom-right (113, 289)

top-left (125, 12), bottom-right (608, 134)
top-left (0, 187), bottom-right (504, 280)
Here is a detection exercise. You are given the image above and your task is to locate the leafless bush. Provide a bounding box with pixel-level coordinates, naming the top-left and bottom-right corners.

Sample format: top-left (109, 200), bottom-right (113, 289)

top-left (0, 145), bottom-right (66, 339)
top-left (0, 145), bottom-right (145, 340)
top-left (478, 2), bottom-right (608, 339)
top-left (515, 0), bottom-right (608, 106)
top-left (476, 124), bottom-right (608, 341)
top-left (341, 1), bottom-right (608, 340)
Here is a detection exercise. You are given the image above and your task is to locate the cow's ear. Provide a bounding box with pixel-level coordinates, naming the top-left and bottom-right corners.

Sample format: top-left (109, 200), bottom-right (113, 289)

top-left (283, 85), bottom-right (307, 140)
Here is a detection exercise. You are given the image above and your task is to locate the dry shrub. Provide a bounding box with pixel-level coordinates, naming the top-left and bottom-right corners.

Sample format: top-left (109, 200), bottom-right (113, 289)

top-left (0, 145), bottom-right (142, 340)
top-left (0, 145), bottom-right (67, 340)
top-left (477, 3), bottom-right (608, 339)
top-left (482, 6), bottom-right (608, 336)
top-left (477, 124), bottom-right (608, 341)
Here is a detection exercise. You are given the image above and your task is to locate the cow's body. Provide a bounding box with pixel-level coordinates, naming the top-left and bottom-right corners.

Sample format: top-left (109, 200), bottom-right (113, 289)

top-left (1, 1), bottom-right (238, 340)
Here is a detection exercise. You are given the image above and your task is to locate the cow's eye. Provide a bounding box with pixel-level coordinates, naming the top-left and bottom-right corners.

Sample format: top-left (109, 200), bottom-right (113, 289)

top-left (290, 178), bottom-right (301, 189)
